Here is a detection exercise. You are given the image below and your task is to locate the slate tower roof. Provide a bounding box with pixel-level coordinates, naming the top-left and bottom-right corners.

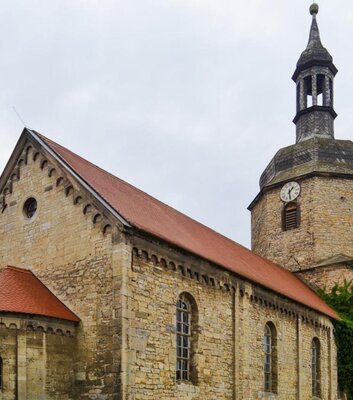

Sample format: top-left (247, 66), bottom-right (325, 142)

top-left (293, 3), bottom-right (336, 78)
top-left (248, 3), bottom-right (353, 195)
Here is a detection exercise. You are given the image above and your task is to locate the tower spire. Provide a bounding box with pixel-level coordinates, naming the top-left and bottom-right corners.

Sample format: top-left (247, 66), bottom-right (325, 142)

top-left (292, 4), bottom-right (337, 143)
top-left (308, 4), bottom-right (322, 46)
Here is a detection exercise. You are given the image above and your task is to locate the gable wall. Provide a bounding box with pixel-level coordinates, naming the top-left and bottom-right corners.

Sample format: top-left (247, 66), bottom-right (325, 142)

top-left (0, 143), bottom-right (124, 399)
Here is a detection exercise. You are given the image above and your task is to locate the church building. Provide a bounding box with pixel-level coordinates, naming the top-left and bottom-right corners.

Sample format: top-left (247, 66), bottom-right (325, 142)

top-left (0, 4), bottom-right (344, 400)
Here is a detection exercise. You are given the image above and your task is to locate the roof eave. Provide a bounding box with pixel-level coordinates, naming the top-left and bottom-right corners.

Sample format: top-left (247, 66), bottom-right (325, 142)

top-left (0, 310), bottom-right (80, 324)
top-left (133, 227), bottom-right (338, 320)
top-left (292, 60), bottom-right (338, 81)
top-left (249, 170), bottom-right (353, 211)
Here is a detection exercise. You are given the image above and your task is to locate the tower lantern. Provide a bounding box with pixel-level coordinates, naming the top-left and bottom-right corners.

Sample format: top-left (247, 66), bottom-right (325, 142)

top-left (250, 4), bottom-right (353, 289)
top-left (292, 3), bottom-right (338, 143)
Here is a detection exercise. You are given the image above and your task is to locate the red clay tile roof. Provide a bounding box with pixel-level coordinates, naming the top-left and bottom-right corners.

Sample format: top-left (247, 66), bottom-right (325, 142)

top-left (0, 266), bottom-right (79, 322)
top-left (35, 131), bottom-right (337, 319)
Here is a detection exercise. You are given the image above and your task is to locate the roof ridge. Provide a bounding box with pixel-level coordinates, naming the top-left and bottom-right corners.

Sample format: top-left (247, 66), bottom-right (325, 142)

top-left (35, 131), bottom-right (142, 187)
top-left (33, 131), bottom-right (253, 251)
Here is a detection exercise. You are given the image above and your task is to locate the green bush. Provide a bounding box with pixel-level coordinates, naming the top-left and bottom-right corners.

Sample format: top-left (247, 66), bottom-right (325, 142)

top-left (319, 280), bottom-right (353, 399)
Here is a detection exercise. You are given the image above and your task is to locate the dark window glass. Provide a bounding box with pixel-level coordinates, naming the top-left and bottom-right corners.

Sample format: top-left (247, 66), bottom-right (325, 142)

top-left (264, 323), bottom-right (277, 393)
top-left (176, 296), bottom-right (191, 381)
top-left (23, 198), bottom-right (37, 219)
top-left (312, 338), bottom-right (321, 397)
top-left (264, 324), bottom-right (272, 392)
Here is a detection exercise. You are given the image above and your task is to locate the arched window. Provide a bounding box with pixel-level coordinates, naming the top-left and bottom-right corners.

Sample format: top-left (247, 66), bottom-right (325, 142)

top-left (282, 202), bottom-right (300, 231)
top-left (176, 295), bottom-right (191, 381)
top-left (312, 338), bottom-right (321, 397)
top-left (263, 322), bottom-right (278, 393)
top-left (176, 294), bottom-right (198, 382)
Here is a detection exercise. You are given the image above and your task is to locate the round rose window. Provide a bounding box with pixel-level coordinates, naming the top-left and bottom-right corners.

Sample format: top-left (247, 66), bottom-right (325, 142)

top-left (23, 198), bottom-right (37, 219)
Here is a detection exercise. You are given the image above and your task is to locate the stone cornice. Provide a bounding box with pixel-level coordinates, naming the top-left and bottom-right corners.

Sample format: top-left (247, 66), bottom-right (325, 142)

top-left (292, 60), bottom-right (338, 81)
top-left (248, 170), bottom-right (353, 211)
top-left (293, 105), bottom-right (337, 125)
top-left (130, 236), bottom-right (334, 330)
top-left (0, 313), bottom-right (76, 336)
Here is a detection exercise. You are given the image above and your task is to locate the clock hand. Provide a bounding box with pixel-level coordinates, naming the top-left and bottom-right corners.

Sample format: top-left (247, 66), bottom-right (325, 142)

top-left (287, 187), bottom-right (292, 200)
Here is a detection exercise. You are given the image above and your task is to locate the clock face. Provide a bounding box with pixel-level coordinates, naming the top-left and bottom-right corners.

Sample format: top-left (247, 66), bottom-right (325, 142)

top-left (280, 181), bottom-right (301, 202)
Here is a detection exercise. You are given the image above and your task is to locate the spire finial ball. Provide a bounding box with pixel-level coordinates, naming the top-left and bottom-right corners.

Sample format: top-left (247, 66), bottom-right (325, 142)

top-left (310, 3), bottom-right (319, 15)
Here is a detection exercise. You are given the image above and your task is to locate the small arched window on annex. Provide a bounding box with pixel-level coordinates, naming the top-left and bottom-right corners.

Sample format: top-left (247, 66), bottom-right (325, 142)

top-left (312, 337), bottom-right (321, 398)
top-left (263, 322), bottom-right (278, 394)
top-left (282, 202), bottom-right (300, 231)
top-left (176, 293), bottom-right (198, 384)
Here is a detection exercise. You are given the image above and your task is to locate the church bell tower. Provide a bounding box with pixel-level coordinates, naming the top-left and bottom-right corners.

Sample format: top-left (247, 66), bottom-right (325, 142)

top-left (249, 4), bottom-right (353, 288)
top-left (293, 3), bottom-right (337, 143)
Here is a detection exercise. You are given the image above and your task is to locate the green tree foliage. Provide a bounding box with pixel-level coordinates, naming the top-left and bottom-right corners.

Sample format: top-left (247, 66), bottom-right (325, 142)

top-left (319, 280), bottom-right (353, 399)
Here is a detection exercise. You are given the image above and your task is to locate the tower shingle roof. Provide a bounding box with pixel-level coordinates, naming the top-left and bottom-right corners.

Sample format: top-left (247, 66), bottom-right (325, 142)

top-left (0, 265), bottom-right (79, 322)
top-left (31, 130), bottom-right (337, 319)
top-left (297, 14), bottom-right (332, 68)
top-left (292, 6), bottom-right (337, 81)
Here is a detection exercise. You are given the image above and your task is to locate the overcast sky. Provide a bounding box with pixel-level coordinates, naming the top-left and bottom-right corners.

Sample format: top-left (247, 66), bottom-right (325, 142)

top-left (0, 1), bottom-right (352, 248)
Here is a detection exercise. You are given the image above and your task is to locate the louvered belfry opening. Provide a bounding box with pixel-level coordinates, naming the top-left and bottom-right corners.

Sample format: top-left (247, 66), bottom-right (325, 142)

top-left (283, 202), bottom-right (299, 231)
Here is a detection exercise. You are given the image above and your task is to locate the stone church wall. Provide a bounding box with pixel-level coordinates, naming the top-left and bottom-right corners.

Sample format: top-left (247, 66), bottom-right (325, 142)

top-left (126, 243), bottom-right (234, 400)
top-left (297, 263), bottom-right (353, 291)
top-left (251, 177), bottom-right (317, 272)
top-left (0, 316), bottom-right (76, 400)
top-left (0, 145), bottom-right (121, 399)
top-left (125, 237), bottom-right (337, 400)
top-left (0, 324), bottom-right (17, 399)
top-left (252, 175), bottom-right (353, 283)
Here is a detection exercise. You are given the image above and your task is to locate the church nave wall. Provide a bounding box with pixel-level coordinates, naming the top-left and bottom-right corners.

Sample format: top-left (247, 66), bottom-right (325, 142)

top-left (124, 240), bottom-right (336, 400)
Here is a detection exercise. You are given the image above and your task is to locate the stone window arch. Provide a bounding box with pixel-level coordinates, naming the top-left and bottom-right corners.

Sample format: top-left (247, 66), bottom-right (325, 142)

top-left (176, 293), bottom-right (198, 383)
top-left (312, 337), bottom-right (321, 398)
top-left (263, 322), bottom-right (278, 393)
